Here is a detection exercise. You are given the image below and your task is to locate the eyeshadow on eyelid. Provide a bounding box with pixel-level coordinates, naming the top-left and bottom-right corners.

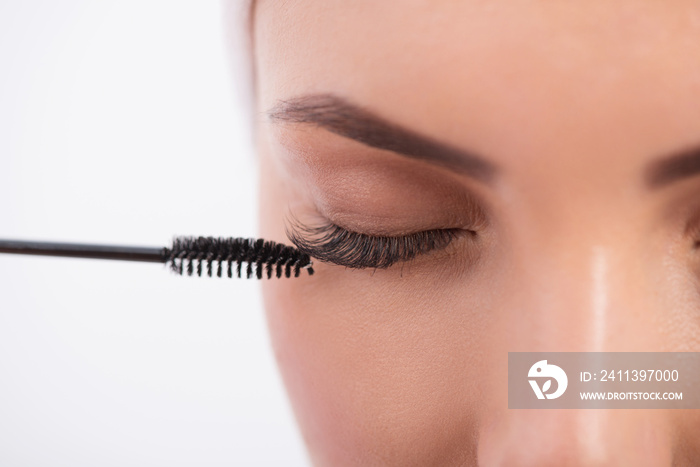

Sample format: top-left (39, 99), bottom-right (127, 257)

top-left (269, 126), bottom-right (491, 232)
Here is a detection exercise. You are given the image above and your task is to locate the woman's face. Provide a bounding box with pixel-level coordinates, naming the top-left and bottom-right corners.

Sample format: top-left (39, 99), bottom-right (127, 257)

top-left (252, 1), bottom-right (700, 465)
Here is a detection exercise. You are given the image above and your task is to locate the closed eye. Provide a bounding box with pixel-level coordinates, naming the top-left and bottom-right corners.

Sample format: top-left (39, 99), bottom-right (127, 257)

top-left (284, 212), bottom-right (472, 270)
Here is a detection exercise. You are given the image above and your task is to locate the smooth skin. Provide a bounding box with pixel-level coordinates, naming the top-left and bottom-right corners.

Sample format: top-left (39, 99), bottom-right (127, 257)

top-left (250, 1), bottom-right (700, 465)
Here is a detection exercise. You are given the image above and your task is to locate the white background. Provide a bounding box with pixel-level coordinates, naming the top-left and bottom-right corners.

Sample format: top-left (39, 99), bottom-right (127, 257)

top-left (0, 1), bottom-right (309, 465)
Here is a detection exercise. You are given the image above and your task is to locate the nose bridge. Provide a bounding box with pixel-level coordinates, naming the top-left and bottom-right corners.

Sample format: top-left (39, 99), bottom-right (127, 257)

top-left (477, 229), bottom-right (675, 466)
top-left (476, 182), bottom-right (676, 465)
top-left (496, 198), bottom-right (662, 352)
top-left (477, 407), bottom-right (673, 466)
top-left (511, 241), bottom-right (631, 351)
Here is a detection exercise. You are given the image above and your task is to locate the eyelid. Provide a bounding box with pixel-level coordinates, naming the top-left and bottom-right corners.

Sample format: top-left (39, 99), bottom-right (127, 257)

top-left (283, 211), bottom-right (472, 270)
top-left (270, 128), bottom-right (493, 233)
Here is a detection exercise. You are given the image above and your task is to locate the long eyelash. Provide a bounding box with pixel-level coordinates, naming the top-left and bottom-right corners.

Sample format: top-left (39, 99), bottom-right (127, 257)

top-left (284, 213), bottom-right (465, 269)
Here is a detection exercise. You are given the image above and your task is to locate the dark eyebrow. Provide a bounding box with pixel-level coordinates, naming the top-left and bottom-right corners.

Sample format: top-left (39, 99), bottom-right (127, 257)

top-left (644, 147), bottom-right (700, 189)
top-left (266, 93), bottom-right (498, 184)
top-left (267, 93), bottom-right (700, 191)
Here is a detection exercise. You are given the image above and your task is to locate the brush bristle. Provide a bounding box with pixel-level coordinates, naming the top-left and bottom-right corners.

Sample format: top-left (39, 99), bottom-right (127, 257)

top-left (163, 236), bottom-right (314, 279)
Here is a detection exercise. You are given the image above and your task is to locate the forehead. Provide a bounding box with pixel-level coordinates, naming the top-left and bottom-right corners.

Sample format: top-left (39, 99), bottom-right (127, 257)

top-left (254, 1), bottom-right (700, 171)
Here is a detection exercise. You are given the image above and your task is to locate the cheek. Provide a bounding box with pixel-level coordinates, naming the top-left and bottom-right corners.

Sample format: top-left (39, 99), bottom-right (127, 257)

top-left (260, 271), bottom-right (488, 466)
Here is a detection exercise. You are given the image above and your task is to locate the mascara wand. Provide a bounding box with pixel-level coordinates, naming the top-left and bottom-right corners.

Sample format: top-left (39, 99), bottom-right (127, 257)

top-left (0, 236), bottom-right (314, 279)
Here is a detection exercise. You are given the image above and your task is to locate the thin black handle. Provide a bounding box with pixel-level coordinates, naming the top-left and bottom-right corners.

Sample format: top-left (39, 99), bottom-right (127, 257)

top-left (0, 239), bottom-right (167, 263)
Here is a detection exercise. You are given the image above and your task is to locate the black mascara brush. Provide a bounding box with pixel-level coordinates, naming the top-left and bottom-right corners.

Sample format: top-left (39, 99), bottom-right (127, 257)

top-left (0, 236), bottom-right (314, 279)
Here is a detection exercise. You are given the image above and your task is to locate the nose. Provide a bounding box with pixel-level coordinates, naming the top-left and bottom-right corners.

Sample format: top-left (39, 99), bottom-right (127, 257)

top-left (477, 408), bottom-right (672, 466)
top-left (474, 236), bottom-right (678, 465)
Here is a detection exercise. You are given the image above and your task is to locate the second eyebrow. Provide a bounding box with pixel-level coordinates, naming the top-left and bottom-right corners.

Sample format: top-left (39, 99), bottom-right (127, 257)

top-left (266, 93), bottom-right (498, 184)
